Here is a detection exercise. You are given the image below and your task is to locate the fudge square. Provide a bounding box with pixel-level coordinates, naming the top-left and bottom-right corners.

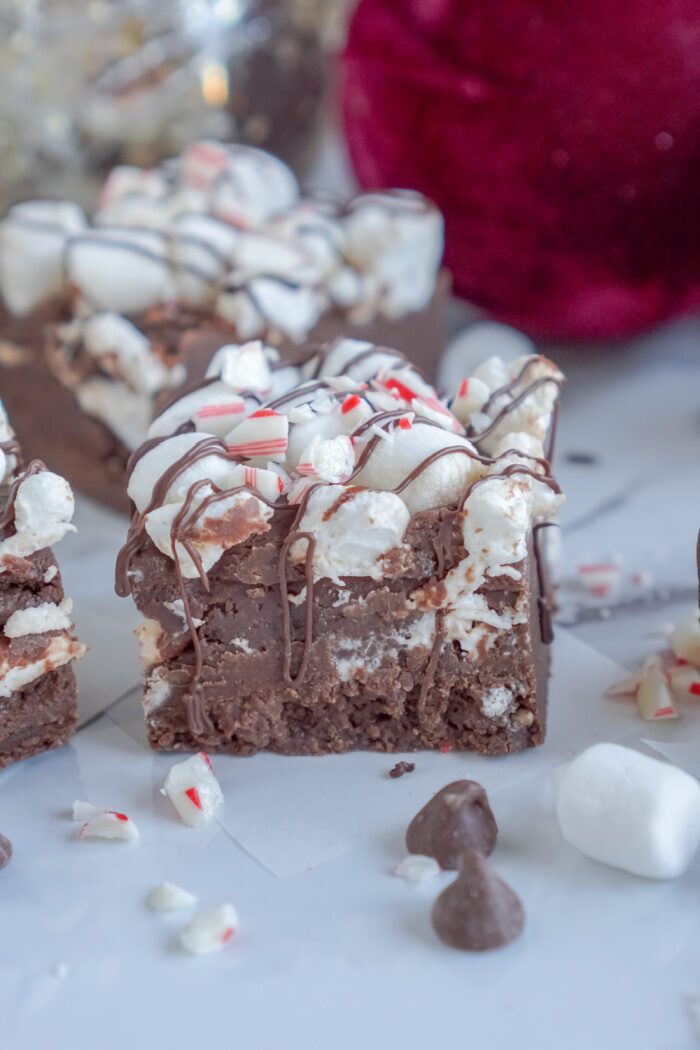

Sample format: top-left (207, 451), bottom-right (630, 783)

top-left (0, 406), bottom-right (84, 767)
top-left (117, 338), bottom-right (564, 756)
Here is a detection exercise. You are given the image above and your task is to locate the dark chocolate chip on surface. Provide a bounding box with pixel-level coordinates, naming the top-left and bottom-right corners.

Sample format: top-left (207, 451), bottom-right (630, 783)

top-left (389, 761), bottom-right (416, 779)
top-left (432, 850), bottom-right (524, 952)
top-left (405, 780), bottom-right (497, 869)
top-left (0, 833), bottom-right (12, 870)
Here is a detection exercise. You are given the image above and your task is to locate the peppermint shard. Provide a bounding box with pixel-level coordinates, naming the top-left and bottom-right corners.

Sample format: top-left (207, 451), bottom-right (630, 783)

top-left (117, 339), bottom-right (563, 756)
top-left (0, 406), bottom-right (85, 767)
top-left (0, 141), bottom-right (445, 513)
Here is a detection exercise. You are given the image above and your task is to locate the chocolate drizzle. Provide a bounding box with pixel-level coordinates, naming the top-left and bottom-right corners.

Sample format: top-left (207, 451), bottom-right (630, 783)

top-left (116, 343), bottom-right (564, 735)
top-left (0, 459), bottom-right (45, 532)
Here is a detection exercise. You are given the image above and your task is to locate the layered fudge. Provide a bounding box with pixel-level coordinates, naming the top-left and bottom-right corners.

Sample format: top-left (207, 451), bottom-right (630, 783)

top-left (0, 406), bottom-right (85, 767)
top-left (0, 141), bottom-right (446, 512)
top-left (117, 338), bottom-right (564, 756)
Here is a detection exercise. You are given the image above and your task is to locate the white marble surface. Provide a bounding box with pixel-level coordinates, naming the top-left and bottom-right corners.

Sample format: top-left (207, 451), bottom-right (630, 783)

top-left (2, 125), bottom-right (700, 1044)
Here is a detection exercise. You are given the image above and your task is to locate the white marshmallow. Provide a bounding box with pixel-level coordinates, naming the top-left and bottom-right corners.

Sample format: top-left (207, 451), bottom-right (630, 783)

top-left (448, 322), bottom-right (537, 378)
top-left (0, 200), bottom-right (86, 315)
top-left (147, 882), bottom-right (198, 911)
top-left (82, 313), bottom-right (171, 396)
top-left (162, 753), bottom-right (223, 827)
top-left (0, 634), bottom-right (84, 698)
top-left (4, 598), bottom-right (73, 638)
top-left (295, 485), bottom-right (409, 581)
top-left (296, 433), bottom-right (355, 484)
top-left (79, 810), bottom-right (140, 842)
top-left (66, 228), bottom-right (176, 314)
top-left (353, 424), bottom-right (480, 514)
top-left (556, 743), bottom-right (700, 879)
top-left (207, 144), bottom-right (298, 226)
top-left (0, 471), bottom-right (75, 568)
top-left (670, 615), bottom-right (700, 667)
top-left (343, 193), bottom-right (443, 318)
top-left (180, 904), bottom-right (238, 955)
top-left (127, 433), bottom-right (233, 513)
top-left (76, 377), bottom-right (152, 452)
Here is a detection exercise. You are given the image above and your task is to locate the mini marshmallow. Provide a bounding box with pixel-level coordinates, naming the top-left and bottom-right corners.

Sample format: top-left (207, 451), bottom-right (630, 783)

top-left (295, 485), bottom-right (409, 581)
top-left (66, 228), bottom-right (177, 314)
top-left (670, 615), bottom-right (700, 667)
top-left (556, 743), bottom-right (700, 879)
top-left (163, 753), bottom-right (223, 827)
top-left (226, 409), bottom-right (288, 462)
top-left (127, 433), bottom-right (233, 513)
top-left (0, 200), bottom-right (86, 315)
top-left (4, 598), bottom-right (73, 638)
top-left (218, 277), bottom-right (323, 343)
top-left (81, 313), bottom-right (171, 396)
top-left (296, 433), bottom-right (355, 483)
top-left (394, 855), bottom-right (441, 882)
top-left (354, 424), bottom-right (481, 515)
top-left (79, 810), bottom-right (140, 842)
top-left (206, 144), bottom-right (299, 226)
top-left (147, 881), bottom-right (198, 912)
top-left (637, 659), bottom-right (678, 721)
top-left (180, 904), bottom-right (238, 955)
top-left (450, 376), bottom-right (491, 422)
top-left (0, 471), bottom-right (75, 566)
top-left (76, 378), bottom-right (152, 452)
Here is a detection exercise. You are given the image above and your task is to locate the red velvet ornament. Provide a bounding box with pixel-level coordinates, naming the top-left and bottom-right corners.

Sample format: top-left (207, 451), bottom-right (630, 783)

top-left (341, 0), bottom-right (700, 340)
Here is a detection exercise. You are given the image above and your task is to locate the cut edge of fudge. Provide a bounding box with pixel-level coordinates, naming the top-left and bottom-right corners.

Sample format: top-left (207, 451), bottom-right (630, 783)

top-left (116, 337), bottom-right (564, 757)
top-left (0, 141), bottom-right (447, 510)
top-left (0, 410), bottom-right (85, 768)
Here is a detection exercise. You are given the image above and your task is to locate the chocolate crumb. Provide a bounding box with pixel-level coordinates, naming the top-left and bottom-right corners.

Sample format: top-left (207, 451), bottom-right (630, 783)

top-left (564, 450), bottom-right (599, 466)
top-left (432, 850), bottom-right (524, 952)
top-left (406, 780), bottom-right (497, 869)
top-left (389, 761), bottom-right (416, 779)
top-left (0, 833), bottom-right (12, 870)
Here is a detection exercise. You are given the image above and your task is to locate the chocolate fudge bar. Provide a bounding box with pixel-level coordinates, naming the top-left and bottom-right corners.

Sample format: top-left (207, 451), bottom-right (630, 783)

top-left (117, 338), bottom-right (564, 756)
top-left (0, 141), bottom-right (446, 513)
top-left (0, 406), bottom-right (85, 767)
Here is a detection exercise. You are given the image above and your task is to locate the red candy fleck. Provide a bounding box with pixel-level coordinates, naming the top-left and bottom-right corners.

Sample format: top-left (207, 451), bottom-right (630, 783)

top-left (654, 706), bottom-right (675, 718)
top-left (690, 683), bottom-right (700, 697)
top-left (677, 659), bottom-right (689, 666)
top-left (277, 477), bottom-right (284, 493)
top-left (221, 927), bottom-right (234, 943)
top-left (109, 812), bottom-right (129, 822)
top-left (384, 377), bottom-right (417, 402)
top-left (398, 416), bottom-right (412, 430)
top-left (458, 379), bottom-right (469, 398)
top-left (199, 752), bottom-right (213, 770)
top-left (342, 394), bottom-right (362, 414)
top-left (249, 409), bottom-right (281, 419)
top-left (185, 787), bottom-right (203, 810)
top-left (439, 743), bottom-right (453, 754)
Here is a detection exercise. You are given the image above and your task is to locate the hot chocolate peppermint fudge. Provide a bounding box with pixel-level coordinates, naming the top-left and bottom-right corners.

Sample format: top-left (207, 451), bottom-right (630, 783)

top-left (117, 338), bottom-right (563, 756)
top-left (0, 406), bottom-right (84, 767)
top-left (0, 141), bottom-right (445, 512)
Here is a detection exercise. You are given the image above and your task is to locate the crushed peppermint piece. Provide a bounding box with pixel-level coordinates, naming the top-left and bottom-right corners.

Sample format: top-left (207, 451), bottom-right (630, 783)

top-left (163, 753), bottom-right (223, 827)
top-left (394, 855), bottom-right (441, 882)
top-left (147, 881), bottom-right (198, 912)
top-left (180, 904), bottom-right (238, 955)
top-left (79, 810), bottom-right (140, 841)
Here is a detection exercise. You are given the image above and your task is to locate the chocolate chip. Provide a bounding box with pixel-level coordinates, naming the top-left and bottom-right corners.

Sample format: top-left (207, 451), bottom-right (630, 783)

top-left (389, 761), bottom-right (415, 779)
top-left (0, 833), bottom-right (12, 870)
top-left (405, 780), bottom-right (497, 869)
top-left (432, 850), bottom-right (524, 952)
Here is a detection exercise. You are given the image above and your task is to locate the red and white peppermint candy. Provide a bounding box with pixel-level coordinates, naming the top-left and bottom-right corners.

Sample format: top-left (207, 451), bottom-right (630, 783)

top-left (577, 563), bottom-right (621, 598)
top-left (296, 433), bottom-right (355, 483)
top-left (181, 140), bottom-right (231, 191)
top-left (339, 392), bottom-right (372, 430)
top-left (450, 376), bottom-right (490, 422)
top-left (226, 409), bottom-right (289, 462)
top-left (180, 904), bottom-right (238, 955)
top-left (668, 662), bottom-right (700, 703)
top-left (162, 752), bottom-right (223, 828)
top-left (637, 659), bottom-right (678, 721)
top-left (670, 615), bottom-right (700, 667)
top-left (79, 810), bottom-right (140, 842)
top-left (193, 396), bottom-right (246, 434)
top-left (147, 881), bottom-right (198, 912)
top-left (229, 463), bottom-right (286, 502)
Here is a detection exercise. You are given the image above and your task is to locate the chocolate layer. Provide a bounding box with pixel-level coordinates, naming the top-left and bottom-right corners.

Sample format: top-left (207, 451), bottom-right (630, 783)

top-left (0, 663), bottom-right (77, 768)
top-left (129, 507), bottom-right (550, 756)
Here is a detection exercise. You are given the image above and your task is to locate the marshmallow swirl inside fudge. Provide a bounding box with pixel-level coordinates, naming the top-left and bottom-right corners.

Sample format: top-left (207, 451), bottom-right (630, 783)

top-left (0, 142), bottom-right (444, 460)
top-left (117, 339), bottom-right (563, 752)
